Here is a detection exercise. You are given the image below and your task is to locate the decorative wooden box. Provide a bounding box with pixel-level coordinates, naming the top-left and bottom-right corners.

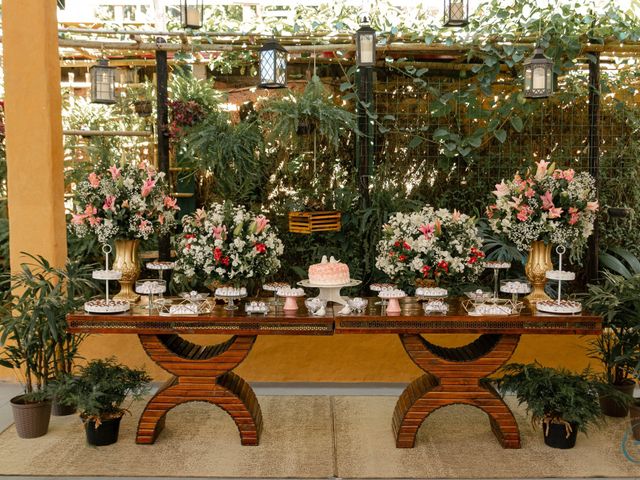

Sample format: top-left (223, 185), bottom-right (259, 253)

top-left (288, 211), bottom-right (341, 234)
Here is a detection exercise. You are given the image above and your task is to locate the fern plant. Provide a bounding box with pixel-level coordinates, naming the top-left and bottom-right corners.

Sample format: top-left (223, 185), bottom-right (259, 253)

top-left (260, 75), bottom-right (356, 150)
top-left (495, 363), bottom-right (602, 434)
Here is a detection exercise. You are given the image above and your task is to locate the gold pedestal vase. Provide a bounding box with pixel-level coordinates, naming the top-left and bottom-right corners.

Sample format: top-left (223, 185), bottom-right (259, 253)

top-left (524, 240), bottom-right (552, 302)
top-left (113, 238), bottom-right (141, 302)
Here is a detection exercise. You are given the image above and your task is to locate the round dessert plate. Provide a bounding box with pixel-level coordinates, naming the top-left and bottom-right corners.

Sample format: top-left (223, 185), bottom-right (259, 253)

top-left (536, 300), bottom-right (582, 314)
top-left (92, 269), bottom-right (122, 281)
top-left (84, 299), bottom-right (130, 314)
top-left (416, 287), bottom-right (448, 298)
top-left (146, 261), bottom-right (176, 270)
top-left (298, 279), bottom-right (362, 289)
top-left (545, 270), bottom-right (576, 281)
top-left (484, 261), bottom-right (512, 269)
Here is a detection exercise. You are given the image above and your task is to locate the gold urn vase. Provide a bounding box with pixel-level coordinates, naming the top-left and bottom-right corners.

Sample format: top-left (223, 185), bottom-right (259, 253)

top-left (113, 239), bottom-right (141, 302)
top-left (524, 240), bottom-right (552, 302)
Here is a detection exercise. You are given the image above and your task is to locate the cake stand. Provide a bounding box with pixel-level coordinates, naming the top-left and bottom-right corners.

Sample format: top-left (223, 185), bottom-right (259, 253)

top-left (263, 282), bottom-right (290, 307)
top-left (146, 261), bottom-right (175, 305)
top-left (370, 283), bottom-right (396, 306)
top-left (135, 279), bottom-right (166, 314)
top-left (84, 244), bottom-right (130, 314)
top-left (298, 279), bottom-right (362, 307)
top-left (537, 245), bottom-right (582, 314)
top-left (378, 289), bottom-right (407, 315)
top-left (500, 280), bottom-right (531, 303)
top-left (277, 289), bottom-right (306, 312)
top-left (484, 261), bottom-right (511, 299)
top-left (215, 290), bottom-right (248, 311)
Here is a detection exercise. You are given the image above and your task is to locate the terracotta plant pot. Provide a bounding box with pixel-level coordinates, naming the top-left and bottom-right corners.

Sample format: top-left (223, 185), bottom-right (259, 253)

top-left (10, 395), bottom-right (51, 439)
top-left (543, 420), bottom-right (579, 449)
top-left (84, 416), bottom-right (122, 446)
top-left (599, 380), bottom-right (636, 417)
top-left (630, 400), bottom-right (640, 441)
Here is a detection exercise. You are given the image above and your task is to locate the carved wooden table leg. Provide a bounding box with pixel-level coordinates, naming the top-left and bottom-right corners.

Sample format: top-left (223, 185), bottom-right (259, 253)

top-left (393, 333), bottom-right (521, 449)
top-left (136, 334), bottom-right (263, 445)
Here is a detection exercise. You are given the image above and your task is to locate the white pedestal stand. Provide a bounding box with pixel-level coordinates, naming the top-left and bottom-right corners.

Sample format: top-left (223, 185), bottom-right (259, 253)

top-left (298, 279), bottom-right (362, 307)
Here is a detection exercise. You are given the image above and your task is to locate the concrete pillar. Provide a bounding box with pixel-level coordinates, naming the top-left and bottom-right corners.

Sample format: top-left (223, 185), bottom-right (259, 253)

top-left (3, 0), bottom-right (68, 270)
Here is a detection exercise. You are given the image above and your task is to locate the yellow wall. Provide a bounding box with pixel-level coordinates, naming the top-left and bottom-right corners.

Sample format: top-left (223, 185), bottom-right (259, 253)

top-left (3, 0), bottom-right (67, 270)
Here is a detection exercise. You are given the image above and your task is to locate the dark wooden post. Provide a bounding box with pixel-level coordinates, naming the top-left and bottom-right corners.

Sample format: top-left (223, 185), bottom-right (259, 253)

top-left (356, 67), bottom-right (374, 209)
top-left (586, 50), bottom-right (600, 282)
top-left (156, 37), bottom-right (171, 261)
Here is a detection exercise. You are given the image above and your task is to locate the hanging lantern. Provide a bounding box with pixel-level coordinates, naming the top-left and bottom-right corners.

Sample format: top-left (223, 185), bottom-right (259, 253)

top-left (443, 0), bottom-right (469, 27)
top-left (180, 0), bottom-right (203, 29)
top-left (90, 59), bottom-right (116, 105)
top-left (258, 39), bottom-right (287, 89)
top-left (355, 18), bottom-right (376, 67)
top-left (523, 44), bottom-right (554, 99)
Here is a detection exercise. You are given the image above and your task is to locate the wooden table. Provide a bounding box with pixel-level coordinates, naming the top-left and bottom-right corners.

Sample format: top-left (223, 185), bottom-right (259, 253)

top-left (68, 298), bottom-right (601, 449)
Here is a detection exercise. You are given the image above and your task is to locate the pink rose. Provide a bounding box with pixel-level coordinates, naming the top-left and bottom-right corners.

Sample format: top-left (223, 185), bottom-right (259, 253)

top-left (84, 205), bottom-right (97, 216)
top-left (540, 191), bottom-right (554, 210)
top-left (88, 173), bottom-right (100, 188)
top-left (103, 195), bottom-right (117, 212)
top-left (71, 213), bottom-right (87, 225)
top-left (548, 207), bottom-right (563, 219)
top-left (517, 205), bottom-right (533, 222)
top-left (141, 178), bottom-right (156, 197)
top-left (108, 165), bottom-right (121, 179)
top-left (88, 216), bottom-right (102, 226)
top-left (586, 201), bottom-right (599, 212)
top-left (563, 169), bottom-right (575, 182)
top-left (419, 223), bottom-right (435, 239)
top-left (535, 160), bottom-right (550, 180)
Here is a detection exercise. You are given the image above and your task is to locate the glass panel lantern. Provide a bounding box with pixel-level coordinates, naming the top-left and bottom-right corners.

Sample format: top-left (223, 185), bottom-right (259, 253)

top-left (356, 20), bottom-right (376, 67)
top-left (180, 0), bottom-right (203, 29)
top-left (258, 39), bottom-right (287, 89)
top-left (90, 59), bottom-right (116, 105)
top-left (444, 0), bottom-right (469, 27)
top-left (523, 45), bottom-right (554, 98)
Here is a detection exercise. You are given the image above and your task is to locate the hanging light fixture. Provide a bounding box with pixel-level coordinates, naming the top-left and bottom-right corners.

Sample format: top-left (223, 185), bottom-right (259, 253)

top-left (523, 44), bottom-right (554, 98)
top-left (258, 39), bottom-right (287, 89)
top-left (355, 17), bottom-right (376, 67)
top-left (444, 0), bottom-right (469, 27)
top-left (180, 0), bottom-right (203, 29)
top-left (90, 59), bottom-right (116, 105)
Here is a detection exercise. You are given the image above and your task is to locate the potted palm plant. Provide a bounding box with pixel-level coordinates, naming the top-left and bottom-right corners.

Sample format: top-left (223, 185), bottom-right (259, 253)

top-left (585, 272), bottom-right (640, 417)
top-left (495, 363), bottom-right (602, 449)
top-left (0, 254), bottom-right (94, 437)
top-left (51, 357), bottom-right (151, 446)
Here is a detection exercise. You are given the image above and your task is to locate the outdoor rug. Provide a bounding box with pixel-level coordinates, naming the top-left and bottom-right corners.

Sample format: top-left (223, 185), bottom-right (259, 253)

top-left (0, 395), bottom-right (637, 478)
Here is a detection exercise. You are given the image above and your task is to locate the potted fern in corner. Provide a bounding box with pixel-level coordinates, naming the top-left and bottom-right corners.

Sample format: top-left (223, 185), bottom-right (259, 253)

top-left (52, 357), bottom-right (151, 446)
top-left (0, 254), bottom-right (94, 437)
top-left (495, 363), bottom-right (602, 449)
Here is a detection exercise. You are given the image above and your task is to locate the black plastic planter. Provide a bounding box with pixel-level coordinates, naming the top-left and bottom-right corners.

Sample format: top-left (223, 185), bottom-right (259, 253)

top-left (84, 416), bottom-right (122, 446)
top-left (543, 421), bottom-right (578, 449)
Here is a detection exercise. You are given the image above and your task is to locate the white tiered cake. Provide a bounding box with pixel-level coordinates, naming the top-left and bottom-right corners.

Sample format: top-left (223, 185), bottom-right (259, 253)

top-left (308, 256), bottom-right (350, 286)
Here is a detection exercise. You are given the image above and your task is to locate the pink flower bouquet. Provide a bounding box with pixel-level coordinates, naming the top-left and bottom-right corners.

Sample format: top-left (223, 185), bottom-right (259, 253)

top-left (69, 162), bottom-right (179, 243)
top-left (174, 202), bottom-right (284, 285)
top-left (486, 161), bottom-right (598, 259)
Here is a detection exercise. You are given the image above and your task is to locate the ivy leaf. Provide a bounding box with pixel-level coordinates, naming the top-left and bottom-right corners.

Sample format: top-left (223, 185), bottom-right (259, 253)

top-left (510, 115), bottom-right (524, 132)
top-left (468, 135), bottom-right (483, 148)
top-left (433, 128), bottom-right (449, 140)
top-left (408, 136), bottom-right (423, 148)
top-left (494, 129), bottom-right (507, 143)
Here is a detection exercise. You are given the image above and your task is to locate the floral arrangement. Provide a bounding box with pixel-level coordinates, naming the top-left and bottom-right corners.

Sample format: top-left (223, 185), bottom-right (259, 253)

top-left (486, 161), bottom-right (598, 258)
top-left (376, 206), bottom-right (485, 287)
top-left (167, 100), bottom-right (205, 140)
top-left (174, 202), bottom-right (284, 285)
top-left (69, 162), bottom-right (179, 244)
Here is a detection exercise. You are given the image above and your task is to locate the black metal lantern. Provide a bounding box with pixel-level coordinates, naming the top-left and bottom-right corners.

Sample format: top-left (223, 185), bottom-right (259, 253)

top-left (258, 39), bottom-right (287, 89)
top-left (523, 44), bottom-right (554, 98)
top-left (355, 18), bottom-right (376, 67)
top-left (90, 59), bottom-right (116, 105)
top-left (443, 0), bottom-right (469, 27)
top-left (180, 0), bottom-right (203, 29)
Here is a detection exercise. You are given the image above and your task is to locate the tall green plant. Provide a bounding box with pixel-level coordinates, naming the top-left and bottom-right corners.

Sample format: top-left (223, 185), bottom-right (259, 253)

top-left (0, 254), bottom-right (95, 400)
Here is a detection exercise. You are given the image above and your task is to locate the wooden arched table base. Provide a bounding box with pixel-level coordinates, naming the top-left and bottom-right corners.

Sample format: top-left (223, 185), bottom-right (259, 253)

top-left (136, 334), bottom-right (263, 445)
top-left (393, 333), bottom-right (521, 449)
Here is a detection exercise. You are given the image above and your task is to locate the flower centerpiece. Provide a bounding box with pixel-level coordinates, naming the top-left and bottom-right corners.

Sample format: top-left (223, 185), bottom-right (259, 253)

top-left (69, 161), bottom-right (179, 301)
top-left (174, 202), bottom-right (284, 289)
top-left (486, 160), bottom-right (598, 301)
top-left (375, 206), bottom-right (485, 290)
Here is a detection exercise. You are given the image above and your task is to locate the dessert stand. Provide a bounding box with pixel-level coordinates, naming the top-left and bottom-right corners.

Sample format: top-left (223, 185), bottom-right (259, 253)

top-left (484, 260), bottom-right (512, 299)
top-left (215, 287), bottom-right (248, 311)
top-left (378, 289), bottom-right (407, 315)
top-left (500, 280), bottom-right (531, 303)
top-left (136, 279), bottom-right (166, 314)
top-left (537, 245), bottom-right (582, 314)
top-left (298, 279), bottom-right (362, 307)
top-left (146, 261), bottom-right (175, 304)
top-left (263, 282), bottom-right (289, 306)
top-left (416, 287), bottom-right (449, 315)
top-left (84, 244), bottom-right (130, 314)
top-left (277, 288), bottom-right (306, 312)
top-left (370, 283), bottom-right (396, 306)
